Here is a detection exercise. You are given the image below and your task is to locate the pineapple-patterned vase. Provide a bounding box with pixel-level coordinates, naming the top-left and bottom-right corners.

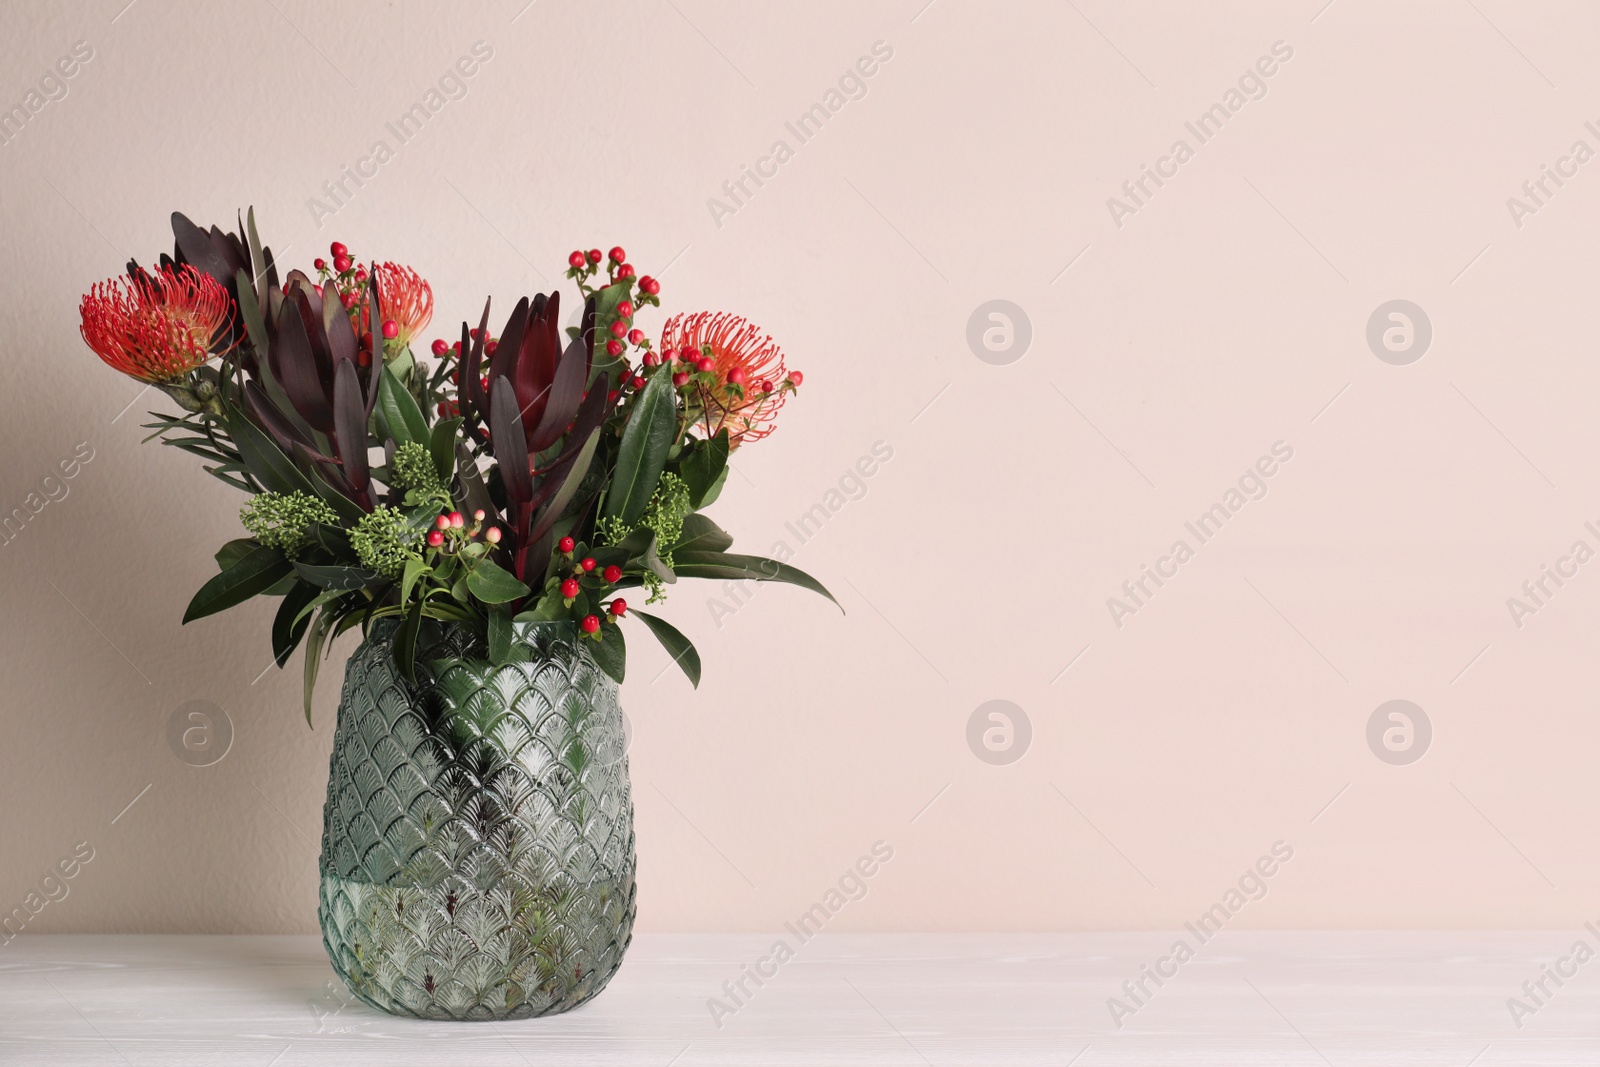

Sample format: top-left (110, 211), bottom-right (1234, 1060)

top-left (317, 618), bottom-right (637, 1020)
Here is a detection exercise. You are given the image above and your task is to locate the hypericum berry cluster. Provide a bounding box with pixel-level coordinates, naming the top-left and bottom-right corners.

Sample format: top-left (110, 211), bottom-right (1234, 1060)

top-left (553, 534), bottom-right (627, 639)
top-left (427, 329), bottom-right (498, 419)
top-left (425, 508), bottom-right (501, 551)
top-left (240, 491), bottom-right (339, 559)
top-left (313, 240), bottom-right (402, 367)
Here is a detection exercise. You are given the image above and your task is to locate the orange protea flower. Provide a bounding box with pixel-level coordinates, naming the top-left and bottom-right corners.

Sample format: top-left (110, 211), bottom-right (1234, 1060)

top-left (79, 264), bottom-right (234, 383)
top-left (372, 262), bottom-right (432, 344)
top-left (659, 311), bottom-right (795, 447)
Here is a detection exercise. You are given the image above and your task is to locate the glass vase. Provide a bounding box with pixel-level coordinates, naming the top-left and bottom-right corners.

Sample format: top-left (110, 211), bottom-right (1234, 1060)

top-left (317, 618), bottom-right (637, 1020)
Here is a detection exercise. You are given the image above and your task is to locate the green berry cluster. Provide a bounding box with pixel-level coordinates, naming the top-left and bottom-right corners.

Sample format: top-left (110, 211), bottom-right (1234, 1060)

top-left (240, 491), bottom-right (338, 559)
top-left (350, 506), bottom-right (422, 579)
top-left (641, 473), bottom-right (691, 563)
top-left (390, 441), bottom-right (441, 493)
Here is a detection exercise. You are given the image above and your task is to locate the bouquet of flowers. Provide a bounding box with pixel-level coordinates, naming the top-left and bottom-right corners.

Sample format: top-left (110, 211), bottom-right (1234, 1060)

top-left (80, 210), bottom-right (835, 720)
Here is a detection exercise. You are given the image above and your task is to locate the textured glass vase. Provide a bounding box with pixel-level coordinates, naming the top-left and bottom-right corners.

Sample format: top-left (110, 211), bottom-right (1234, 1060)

top-left (317, 618), bottom-right (637, 1020)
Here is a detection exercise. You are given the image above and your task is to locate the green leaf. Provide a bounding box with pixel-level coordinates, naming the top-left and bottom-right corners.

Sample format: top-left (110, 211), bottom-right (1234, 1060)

top-left (215, 538), bottom-right (260, 571)
top-left (393, 596), bottom-right (425, 683)
top-left (293, 587), bottom-right (349, 627)
top-left (376, 364), bottom-right (429, 446)
top-left (633, 610), bottom-right (700, 688)
top-left (515, 594), bottom-right (568, 623)
top-left (675, 513), bottom-right (733, 554)
top-left (488, 607), bottom-right (513, 666)
top-left (589, 624), bottom-right (626, 684)
top-left (466, 559), bottom-right (530, 604)
top-left (604, 370), bottom-right (677, 525)
top-left (272, 580), bottom-right (319, 668)
top-left (293, 562), bottom-right (385, 590)
top-left (225, 403), bottom-right (317, 498)
top-left (302, 602), bottom-right (340, 726)
top-left (680, 429), bottom-right (729, 509)
top-left (670, 551), bottom-right (841, 610)
top-left (401, 558), bottom-right (430, 606)
top-left (235, 268), bottom-right (269, 354)
top-left (430, 417), bottom-right (461, 486)
top-left (697, 465), bottom-right (729, 509)
top-left (184, 545), bottom-right (293, 624)
top-left (529, 429), bottom-right (600, 543)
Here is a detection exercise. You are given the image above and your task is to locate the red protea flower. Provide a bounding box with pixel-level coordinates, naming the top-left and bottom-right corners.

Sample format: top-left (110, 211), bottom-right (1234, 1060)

top-left (79, 264), bottom-right (234, 383)
top-left (659, 312), bottom-right (790, 447)
top-left (371, 262), bottom-right (432, 345)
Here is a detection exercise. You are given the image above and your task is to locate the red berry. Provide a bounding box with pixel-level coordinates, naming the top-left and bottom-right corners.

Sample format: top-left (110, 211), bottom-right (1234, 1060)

top-left (788, 370), bottom-right (803, 386)
top-left (617, 263), bottom-right (636, 279)
top-left (334, 254), bottom-right (352, 273)
top-left (382, 319), bottom-right (399, 340)
top-left (610, 598), bottom-right (627, 616)
top-left (427, 529), bottom-right (444, 547)
top-left (608, 246), bottom-right (626, 263)
top-left (314, 257), bottom-right (327, 271)
top-left (607, 389), bottom-right (619, 402)
top-left (485, 526), bottom-right (502, 544)
top-left (757, 379), bottom-right (773, 393)
top-left (330, 241), bottom-right (348, 257)
top-left (672, 372), bottom-right (690, 387)
top-left (354, 268), bottom-right (367, 283)
top-left (609, 320), bottom-right (628, 339)
top-left (603, 565), bottom-right (622, 583)
top-left (558, 536), bottom-right (575, 553)
top-left (587, 248), bottom-right (603, 265)
top-left (435, 514), bottom-right (451, 530)
top-left (581, 557), bottom-right (597, 572)
top-left (679, 346), bottom-right (698, 362)
top-left (606, 339), bottom-right (624, 357)
top-left (642, 350), bottom-right (660, 367)
top-left (640, 276), bottom-right (660, 296)
top-left (617, 301), bottom-right (634, 319)
top-left (449, 511), bottom-right (464, 528)
top-left (356, 349), bottom-right (371, 368)
top-left (581, 614), bottom-right (601, 634)
top-left (696, 357), bottom-right (715, 373)
top-left (340, 291), bottom-right (357, 309)
top-left (360, 331), bottom-right (373, 350)
top-left (561, 578), bottom-right (580, 598)
top-left (431, 338), bottom-right (448, 356)
top-left (485, 339), bottom-right (498, 356)
top-left (437, 401), bottom-right (450, 416)
top-left (630, 374), bottom-right (645, 388)
top-left (569, 250), bottom-right (586, 269)
top-left (727, 367), bottom-right (747, 386)
top-left (627, 329), bottom-right (645, 346)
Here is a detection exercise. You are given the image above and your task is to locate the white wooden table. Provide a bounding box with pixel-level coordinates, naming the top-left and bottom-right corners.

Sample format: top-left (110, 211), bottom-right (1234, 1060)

top-left (1, 932), bottom-right (1593, 1064)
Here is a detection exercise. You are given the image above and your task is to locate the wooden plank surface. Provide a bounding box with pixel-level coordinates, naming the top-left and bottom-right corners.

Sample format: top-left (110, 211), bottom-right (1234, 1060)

top-left (1, 932), bottom-right (1594, 1064)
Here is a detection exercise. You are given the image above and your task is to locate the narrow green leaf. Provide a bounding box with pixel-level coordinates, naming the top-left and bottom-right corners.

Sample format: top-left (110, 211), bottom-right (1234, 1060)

top-left (589, 624), bottom-right (626, 684)
top-left (466, 558), bottom-right (530, 604)
top-left (430, 417), bottom-right (461, 486)
top-left (225, 402), bottom-right (317, 497)
top-left (633, 610), bottom-right (700, 688)
top-left (529, 428), bottom-right (600, 543)
top-left (604, 370), bottom-right (677, 524)
top-left (670, 551), bottom-right (841, 610)
top-left (293, 562), bottom-right (385, 590)
top-left (393, 596), bottom-right (425, 683)
top-left (235, 268), bottom-right (269, 354)
top-left (272, 580), bottom-right (319, 668)
top-left (184, 545), bottom-right (293, 624)
top-left (488, 607), bottom-right (513, 666)
top-left (302, 603), bottom-right (336, 726)
top-left (401, 558), bottom-right (430, 606)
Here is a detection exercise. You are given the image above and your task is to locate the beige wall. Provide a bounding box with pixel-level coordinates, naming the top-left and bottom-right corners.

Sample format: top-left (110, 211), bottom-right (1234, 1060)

top-left (2, 0), bottom-right (1597, 935)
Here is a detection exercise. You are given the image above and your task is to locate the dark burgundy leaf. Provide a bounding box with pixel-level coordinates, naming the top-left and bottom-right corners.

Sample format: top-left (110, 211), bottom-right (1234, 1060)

top-left (333, 359), bottom-right (369, 495)
top-left (528, 342), bottom-right (587, 453)
top-left (270, 300), bottom-right (335, 433)
top-left (487, 297), bottom-right (528, 390)
top-left (490, 385), bottom-right (532, 507)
